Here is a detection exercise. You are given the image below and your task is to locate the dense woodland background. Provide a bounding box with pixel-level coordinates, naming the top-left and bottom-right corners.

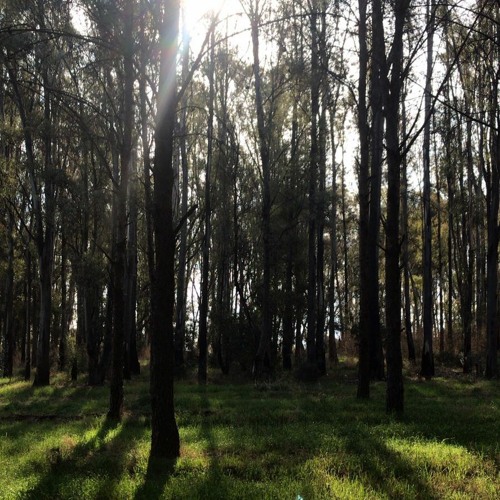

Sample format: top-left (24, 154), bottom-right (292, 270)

top-left (0, 0), bottom-right (499, 459)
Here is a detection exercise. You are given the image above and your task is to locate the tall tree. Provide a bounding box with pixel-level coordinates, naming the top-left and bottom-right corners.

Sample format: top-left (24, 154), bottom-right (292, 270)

top-left (421, 0), bottom-right (436, 379)
top-left (356, 0), bottom-right (371, 398)
top-left (108, 0), bottom-right (135, 420)
top-left (484, 0), bottom-right (499, 379)
top-left (149, 0), bottom-right (181, 459)
top-left (384, 0), bottom-right (409, 413)
top-left (198, 28), bottom-right (215, 385)
top-left (246, 0), bottom-right (273, 378)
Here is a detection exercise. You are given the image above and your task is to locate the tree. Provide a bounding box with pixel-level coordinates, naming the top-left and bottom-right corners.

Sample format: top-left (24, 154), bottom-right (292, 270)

top-left (198, 27), bottom-right (215, 385)
top-left (149, 0), bottom-right (181, 459)
top-left (245, 0), bottom-right (273, 379)
top-left (421, 0), bottom-right (436, 379)
top-left (384, 0), bottom-right (409, 413)
top-left (108, 0), bottom-right (135, 421)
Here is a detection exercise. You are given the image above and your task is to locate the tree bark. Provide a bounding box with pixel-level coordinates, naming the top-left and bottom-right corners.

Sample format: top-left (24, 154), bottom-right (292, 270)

top-left (385, 0), bottom-right (408, 414)
top-left (149, 0), bottom-right (181, 460)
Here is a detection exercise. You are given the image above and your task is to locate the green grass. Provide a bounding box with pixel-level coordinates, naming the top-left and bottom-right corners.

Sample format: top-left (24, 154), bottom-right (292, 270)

top-left (0, 364), bottom-right (498, 499)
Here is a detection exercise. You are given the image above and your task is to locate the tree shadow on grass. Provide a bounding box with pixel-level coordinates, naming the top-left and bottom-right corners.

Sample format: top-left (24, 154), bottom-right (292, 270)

top-left (193, 387), bottom-right (231, 499)
top-left (404, 381), bottom-right (500, 456)
top-left (133, 455), bottom-right (176, 500)
top-left (22, 416), bottom-right (146, 499)
top-left (336, 424), bottom-right (440, 499)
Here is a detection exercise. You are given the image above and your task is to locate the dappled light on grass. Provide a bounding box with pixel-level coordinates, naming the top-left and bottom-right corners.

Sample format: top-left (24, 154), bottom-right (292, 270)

top-left (1, 366), bottom-right (499, 498)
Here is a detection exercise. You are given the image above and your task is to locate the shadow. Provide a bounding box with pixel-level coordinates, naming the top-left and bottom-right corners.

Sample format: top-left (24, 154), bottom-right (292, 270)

top-left (337, 424), bottom-right (440, 499)
top-left (403, 380), bottom-right (500, 455)
top-left (133, 455), bottom-right (176, 500)
top-left (22, 416), bottom-right (146, 499)
top-left (193, 386), bottom-right (231, 499)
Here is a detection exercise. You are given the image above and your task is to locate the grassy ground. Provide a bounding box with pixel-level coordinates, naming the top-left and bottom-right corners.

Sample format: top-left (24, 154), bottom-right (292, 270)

top-left (0, 362), bottom-right (498, 499)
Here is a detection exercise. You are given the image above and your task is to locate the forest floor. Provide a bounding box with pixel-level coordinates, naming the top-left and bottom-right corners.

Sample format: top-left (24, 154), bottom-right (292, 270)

top-left (0, 360), bottom-right (499, 499)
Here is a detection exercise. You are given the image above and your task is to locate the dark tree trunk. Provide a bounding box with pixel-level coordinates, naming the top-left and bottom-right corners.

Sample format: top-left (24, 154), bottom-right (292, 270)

top-left (282, 105), bottom-right (299, 371)
top-left (420, 0), bottom-right (435, 379)
top-left (401, 98), bottom-right (416, 362)
top-left (149, 0), bottom-right (181, 460)
top-left (174, 32), bottom-right (191, 371)
top-left (367, 0), bottom-right (385, 382)
top-left (58, 231), bottom-right (68, 371)
top-left (125, 168), bottom-right (140, 378)
top-left (139, 13), bottom-right (156, 345)
top-left (315, 9), bottom-right (328, 376)
top-left (282, 244), bottom-right (294, 370)
top-left (3, 209), bottom-right (15, 378)
top-left (198, 29), bottom-right (215, 385)
top-left (307, 5), bottom-right (319, 369)
top-left (328, 100), bottom-right (340, 367)
top-left (98, 279), bottom-right (113, 383)
top-left (108, 0), bottom-right (134, 420)
top-left (249, 3), bottom-right (273, 378)
top-left (87, 286), bottom-right (103, 386)
top-left (485, 21), bottom-right (499, 378)
top-left (24, 251), bottom-right (33, 381)
top-left (385, 0), bottom-right (408, 414)
top-left (356, 0), bottom-right (371, 398)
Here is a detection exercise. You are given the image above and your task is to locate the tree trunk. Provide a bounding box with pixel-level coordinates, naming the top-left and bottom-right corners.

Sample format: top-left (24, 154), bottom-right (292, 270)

top-left (125, 165), bottom-right (141, 378)
top-left (367, 0), bottom-right (385, 382)
top-left (198, 29), bottom-right (215, 385)
top-left (485, 12), bottom-right (499, 378)
top-left (249, 1), bottom-right (273, 379)
top-left (420, 0), bottom-right (435, 379)
top-left (2, 209), bottom-right (15, 378)
top-left (174, 30), bottom-right (191, 371)
top-left (356, 0), bottom-right (371, 398)
top-left (401, 97), bottom-right (416, 362)
top-left (108, 0), bottom-right (134, 420)
top-left (149, 0), bottom-right (181, 460)
top-left (385, 0), bottom-right (408, 414)
top-left (24, 251), bottom-right (33, 381)
top-left (139, 12), bottom-right (156, 345)
top-left (58, 230), bottom-right (68, 371)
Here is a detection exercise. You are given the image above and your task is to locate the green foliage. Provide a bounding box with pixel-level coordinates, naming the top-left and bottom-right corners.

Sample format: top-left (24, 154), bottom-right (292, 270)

top-left (0, 366), bottom-right (499, 499)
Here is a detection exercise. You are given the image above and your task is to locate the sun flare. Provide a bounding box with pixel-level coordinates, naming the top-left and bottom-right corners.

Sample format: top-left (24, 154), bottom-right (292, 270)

top-left (182, 0), bottom-right (228, 34)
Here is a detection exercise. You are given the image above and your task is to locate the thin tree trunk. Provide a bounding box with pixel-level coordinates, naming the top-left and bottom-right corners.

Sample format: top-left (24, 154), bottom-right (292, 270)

top-left (328, 108), bottom-right (339, 366)
top-left (356, 0), bottom-right (371, 398)
top-left (307, 3), bottom-right (319, 369)
top-left (485, 9), bottom-right (499, 378)
top-left (2, 209), bottom-right (15, 378)
top-left (420, 0), bottom-right (435, 379)
top-left (59, 230), bottom-right (68, 371)
top-left (108, 0), bottom-right (134, 420)
top-left (24, 250), bottom-right (32, 381)
top-left (385, 0), bottom-right (408, 414)
top-left (249, 1), bottom-right (273, 378)
top-left (401, 97), bottom-right (416, 362)
top-left (198, 29), bottom-right (215, 385)
top-left (174, 29), bottom-right (191, 371)
top-left (125, 165), bottom-right (140, 377)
